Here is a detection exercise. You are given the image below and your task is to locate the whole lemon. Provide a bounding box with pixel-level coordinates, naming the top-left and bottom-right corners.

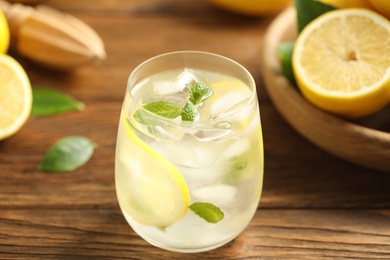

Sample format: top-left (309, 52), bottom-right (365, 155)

top-left (0, 10), bottom-right (10, 54)
top-left (319, 0), bottom-right (374, 9)
top-left (209, 0), bottom-right (292, 16)
top-left (369, 0), bottom-right (390, 19)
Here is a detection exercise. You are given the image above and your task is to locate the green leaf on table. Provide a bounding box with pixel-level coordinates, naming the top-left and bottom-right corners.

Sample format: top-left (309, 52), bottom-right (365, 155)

top-left (38, 136), bottom-right (96, 172)
top-left (277, 41), bottom-right (297, 87)
top-left (295, 0), bottom-right (336, 33)
top-left (189, 202), bottom-right (224, 224)
top-left (31, 87), bottom-right (85, 116)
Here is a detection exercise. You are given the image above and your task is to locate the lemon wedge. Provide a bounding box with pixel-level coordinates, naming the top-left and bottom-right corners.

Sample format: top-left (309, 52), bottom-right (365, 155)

top-left (292, 8), bottom-right (390, 118)
top-left (118, 115), bottom-right (190, 226)
top-left (0, 54), bottom-right (32, 140)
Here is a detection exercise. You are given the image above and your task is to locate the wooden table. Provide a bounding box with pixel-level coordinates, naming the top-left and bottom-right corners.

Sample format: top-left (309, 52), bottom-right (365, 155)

top-left (1, 0), bottom-right (389, 259)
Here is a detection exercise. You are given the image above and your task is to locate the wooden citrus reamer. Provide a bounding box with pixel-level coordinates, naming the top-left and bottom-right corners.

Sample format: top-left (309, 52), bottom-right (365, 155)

top-left (0, 0), bottom-right (106, 69)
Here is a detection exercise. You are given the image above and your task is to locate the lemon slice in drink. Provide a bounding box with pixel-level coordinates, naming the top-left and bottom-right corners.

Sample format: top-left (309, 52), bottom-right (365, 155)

top-left (120, 116), bottom-right (190, 226)
top-left (0, 54), bottom-right (32, 140)
top-left (293, 8), bottom-right (390, 118)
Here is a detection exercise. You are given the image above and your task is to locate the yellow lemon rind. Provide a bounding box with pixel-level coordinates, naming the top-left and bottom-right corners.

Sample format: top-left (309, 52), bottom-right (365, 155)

top-left (0, 55), bottom-right (32, 140)
top-left (123, 114), bottom-right (190, 226)
top-left (293, 8), bottom-right (390, 118)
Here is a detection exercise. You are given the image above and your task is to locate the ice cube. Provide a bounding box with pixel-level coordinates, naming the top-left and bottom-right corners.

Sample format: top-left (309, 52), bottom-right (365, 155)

top-left (222, 138), bottom-right (250, 160)
top-left (192, 184), bottom-right (237, 205)
top-left (151, 124), bottom-right (185, 142)
top-left (193, 127), bottom-right (231, 142)
top-left (152, 69), bottom-right (205, 97)
top-left (203, 80), bottom-right (252, 120)
top-left (150, 135), bottom-right (219, 168)
top-left (210, 95), bottom-right (251, 120)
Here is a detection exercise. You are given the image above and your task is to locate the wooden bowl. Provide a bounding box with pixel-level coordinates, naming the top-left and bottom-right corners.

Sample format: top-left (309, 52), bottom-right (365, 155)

top-left (262, 7), bottom-right (390, 172)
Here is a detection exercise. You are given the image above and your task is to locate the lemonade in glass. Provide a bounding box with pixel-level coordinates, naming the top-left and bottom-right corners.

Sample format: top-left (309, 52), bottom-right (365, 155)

top-left (115, 51), bottom-right (264, 253)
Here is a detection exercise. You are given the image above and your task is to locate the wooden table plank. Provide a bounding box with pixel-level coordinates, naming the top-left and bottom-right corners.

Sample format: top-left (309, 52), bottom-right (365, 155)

top-left (0, 209), bottom-right (389, 259)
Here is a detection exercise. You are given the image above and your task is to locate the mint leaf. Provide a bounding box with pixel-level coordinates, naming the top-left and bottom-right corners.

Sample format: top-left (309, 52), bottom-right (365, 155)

top-left (31, 87), bottom-right (85, 116)
top-left (181, 100), bottom-right (198, 121)
top-left (143, 101), bottom-right (182, 119)
top-left (186, 82), bottom-right (212, 105)
top-left (277, 42), bottom-right (297, 87)
top-left (38, 136), bottom-right (95, 172)
top-left (134, 109), bottom-right (159, 126)
top-left (189, 202), bottom-right (224, 224)
top-left (295, 0), bottom-right (335, 33)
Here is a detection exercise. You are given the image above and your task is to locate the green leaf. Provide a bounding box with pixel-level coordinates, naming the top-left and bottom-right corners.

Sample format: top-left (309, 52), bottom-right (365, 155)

top-left (277, 42), bottom-right (297, 88)
top-left (295, 0), bottom-right (335, 33)
top-left (181, 100), bottom-right (198, 121)
top-left (143, 101), bottom-right (182, 119)
top-left (31, 87), bottom-right (85, 116)
top-left (186, 82), bottom-right (212, 105)
top-left (38, 136), bottom-right (95, 172)
top-left (189, 202), bottom-right (224, 224)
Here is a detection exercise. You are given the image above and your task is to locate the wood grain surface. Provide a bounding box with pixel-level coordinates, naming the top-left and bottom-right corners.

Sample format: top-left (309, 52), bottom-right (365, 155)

top-left (0, 0), bottom-right (389, 259)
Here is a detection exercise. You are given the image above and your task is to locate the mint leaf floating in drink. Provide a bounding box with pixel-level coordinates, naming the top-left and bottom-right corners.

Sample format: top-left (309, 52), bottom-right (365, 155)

top-left (31, 87), bottom-right (85, 116)
top-left (134, 81), bottom-right (213, 123)
top-left (143, 101), bottom-right (183, 119)
top-left (186, 81), bottom-right (213, 105)
top-left (38, 136), bottom-right (96, 172)
top-left (189, 202), bottom-right (224, 224)
top-left (181, 100), bottom-right (198, 121)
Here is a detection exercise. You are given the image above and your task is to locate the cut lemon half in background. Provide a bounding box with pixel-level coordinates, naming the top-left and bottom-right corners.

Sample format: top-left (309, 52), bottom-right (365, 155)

top-left (120, 116), bottom-right (190, 226)
top-left (0, 54), bottom-right (32, 140)
top-left (292, 8), bottom-right (390, 118)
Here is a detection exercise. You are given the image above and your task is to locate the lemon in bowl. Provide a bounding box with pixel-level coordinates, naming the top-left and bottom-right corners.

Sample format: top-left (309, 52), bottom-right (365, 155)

top-left (292, 8), bottom-right (390, 118)
top-left (0, 9), bottom-right (10, 54)
top-left (209, 0), bottom-right (292, 16)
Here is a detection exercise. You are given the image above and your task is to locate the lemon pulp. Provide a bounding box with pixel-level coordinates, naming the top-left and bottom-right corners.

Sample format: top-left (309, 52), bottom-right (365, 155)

top-left (292, 8), bottom-right (390, 117)
top-left (0, 54), bottom-right (32, 140)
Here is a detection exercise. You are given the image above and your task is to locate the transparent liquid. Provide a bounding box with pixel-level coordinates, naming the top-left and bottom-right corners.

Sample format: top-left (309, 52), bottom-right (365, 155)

top-left (115, 68), bottom-right (264, 252)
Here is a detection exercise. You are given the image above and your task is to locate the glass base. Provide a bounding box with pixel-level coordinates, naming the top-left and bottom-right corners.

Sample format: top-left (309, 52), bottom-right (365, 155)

top-left (138, 232), bottom-right (236, 253)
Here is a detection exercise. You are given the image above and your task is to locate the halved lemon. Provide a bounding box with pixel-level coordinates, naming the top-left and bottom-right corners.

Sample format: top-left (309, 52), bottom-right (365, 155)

top-left (119, 115), bottom-right (190, 226)
top-left (0, 54), bottom-right (32, 140)
top-left (293, 8), bottom-right (390, 118)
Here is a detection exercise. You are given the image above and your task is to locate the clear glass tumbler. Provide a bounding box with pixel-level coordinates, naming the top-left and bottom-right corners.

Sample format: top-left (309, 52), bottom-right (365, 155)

top-left (115, 51), bottom-right (264, 253)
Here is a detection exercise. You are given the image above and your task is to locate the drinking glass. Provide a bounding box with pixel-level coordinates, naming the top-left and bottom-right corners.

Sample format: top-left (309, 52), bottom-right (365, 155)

top-left (115, 51), bottom-right (264, 253)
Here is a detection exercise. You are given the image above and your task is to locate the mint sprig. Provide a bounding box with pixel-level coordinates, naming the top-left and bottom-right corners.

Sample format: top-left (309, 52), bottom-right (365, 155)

top-left (134, 81), bottom-right (212, 123)
top-left (186, 82), bottom-right (213, 105)
top-left (189, 202), bottom-right (224, 224)
top-left (181, 100), bottom-right (199, 121)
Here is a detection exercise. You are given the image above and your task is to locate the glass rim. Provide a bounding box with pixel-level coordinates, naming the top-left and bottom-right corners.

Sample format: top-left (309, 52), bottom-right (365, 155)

top-left (126, 50), bottom-right (257, 129)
